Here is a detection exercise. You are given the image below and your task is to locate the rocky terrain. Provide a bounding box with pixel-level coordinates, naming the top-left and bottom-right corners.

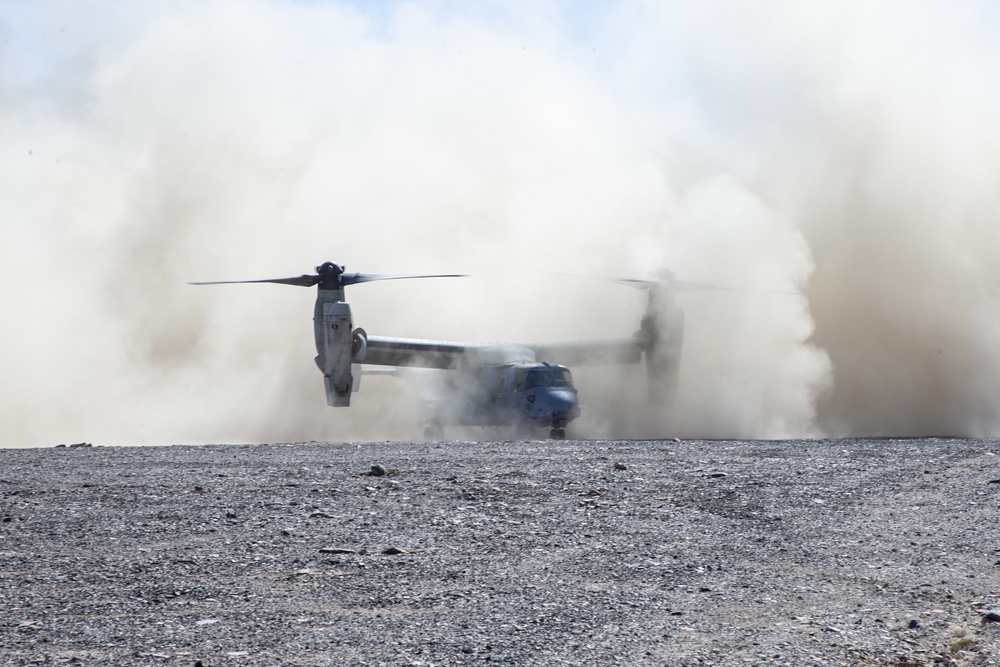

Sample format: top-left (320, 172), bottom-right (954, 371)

top-left (1, 438), bottom-right (999, 666)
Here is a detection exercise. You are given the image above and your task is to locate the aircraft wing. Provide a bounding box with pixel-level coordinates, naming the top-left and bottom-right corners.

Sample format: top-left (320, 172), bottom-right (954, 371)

top-left (361, 335), bottom-right (643, 370)
top-left (362, 336), bottom-right (484, 370)
top-left (527, 338), bottom-right (643, 366)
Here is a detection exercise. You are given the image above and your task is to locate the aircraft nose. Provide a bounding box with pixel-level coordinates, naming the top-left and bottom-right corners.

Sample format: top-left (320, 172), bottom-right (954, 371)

top-left (532, 388), bottom-right (579, 418)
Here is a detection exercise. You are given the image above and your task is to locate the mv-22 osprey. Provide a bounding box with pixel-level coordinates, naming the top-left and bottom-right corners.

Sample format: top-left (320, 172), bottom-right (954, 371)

top-left (193, 261), bottom-right (687, 439)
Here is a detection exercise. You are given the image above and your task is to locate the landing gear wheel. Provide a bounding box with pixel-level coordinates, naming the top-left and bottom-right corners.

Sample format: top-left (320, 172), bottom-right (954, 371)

top-left (550, 428), bottom-right (566, 440)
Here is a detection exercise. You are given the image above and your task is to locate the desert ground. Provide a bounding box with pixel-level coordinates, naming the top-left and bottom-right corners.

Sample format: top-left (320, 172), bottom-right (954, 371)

top-left (2, 438), bottom-right (999, 666)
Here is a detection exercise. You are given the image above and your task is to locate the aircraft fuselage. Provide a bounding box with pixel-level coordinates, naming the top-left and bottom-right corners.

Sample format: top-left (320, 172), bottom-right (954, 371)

top-left (410, 360), bottom-right (581, 438)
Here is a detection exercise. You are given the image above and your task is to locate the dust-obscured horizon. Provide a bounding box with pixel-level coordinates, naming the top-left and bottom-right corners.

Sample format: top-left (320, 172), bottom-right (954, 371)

top-left (3, 1), bottom-right (999, 447)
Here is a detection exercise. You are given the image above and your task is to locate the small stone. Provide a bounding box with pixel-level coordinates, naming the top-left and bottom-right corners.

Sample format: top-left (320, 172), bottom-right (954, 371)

top-left (613, 463), bottom-right (627, 471)
top-left (319, 547), bottom-right (357, 555)
top-left (225, 512), bottom-right (237, 519)
top-left (983, 609), bottom-right (1000, 623)
top-left (383, 547), bottom-right (406, 555)
top-left (908, 619), bottom-right (920, 629)
top-left (308, 512), bottom-right (333, 519)
top-left (705, 472), bottom-right (727, 478)
top-left (370, 464), bottom-right (387, 477)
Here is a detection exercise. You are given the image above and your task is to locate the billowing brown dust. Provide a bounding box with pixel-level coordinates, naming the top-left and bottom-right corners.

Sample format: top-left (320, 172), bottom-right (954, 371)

top-left (2, 1), bottom-right (999, 446)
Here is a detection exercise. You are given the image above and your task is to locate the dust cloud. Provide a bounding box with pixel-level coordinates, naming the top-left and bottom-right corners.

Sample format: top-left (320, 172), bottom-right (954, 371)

top-left (2, 1), bottom-right (998, 446)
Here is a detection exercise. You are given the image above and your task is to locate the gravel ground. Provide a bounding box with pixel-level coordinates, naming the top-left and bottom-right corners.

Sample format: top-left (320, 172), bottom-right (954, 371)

top-left (2, 438), bottom-right (1000, 667)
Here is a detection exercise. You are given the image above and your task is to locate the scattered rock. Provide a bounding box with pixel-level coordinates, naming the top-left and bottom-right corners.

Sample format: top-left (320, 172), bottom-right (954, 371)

top-left (369, 464), bottom-right (387, 477)
top-left (705, 472), bottom-right (728, 478)
top-left (4, 438), bottom-right (1000, 664)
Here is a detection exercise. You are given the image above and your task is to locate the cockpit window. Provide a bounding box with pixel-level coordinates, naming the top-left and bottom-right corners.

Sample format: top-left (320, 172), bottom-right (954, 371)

top-left (523, 368), bottom-right (574, 390)
top-left (514, 371), bottom-right (525, 392)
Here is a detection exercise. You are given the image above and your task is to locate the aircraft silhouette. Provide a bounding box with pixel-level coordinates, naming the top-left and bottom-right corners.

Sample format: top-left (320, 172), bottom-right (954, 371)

top-left (193, 261), bottom-right (696, 439)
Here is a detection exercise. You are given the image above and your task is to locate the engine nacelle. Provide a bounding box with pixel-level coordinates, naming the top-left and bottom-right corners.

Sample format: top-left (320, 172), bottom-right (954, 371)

top-left (645, 307), bottom-right (684, 405)
top-left (639, 283), bottom-right (685, 406)
top-left (314, 300), bottom-right (354, 407)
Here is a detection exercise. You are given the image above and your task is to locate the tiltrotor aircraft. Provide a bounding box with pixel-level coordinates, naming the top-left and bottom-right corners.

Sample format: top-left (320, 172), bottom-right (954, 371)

top-left (193, 261), bottom-right (688, 439)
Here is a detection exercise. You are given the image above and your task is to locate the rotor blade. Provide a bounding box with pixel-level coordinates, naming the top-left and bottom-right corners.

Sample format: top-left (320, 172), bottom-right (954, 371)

top-left (602, 277), bottom-right (730, 291)
top-left (189, 274), bottom-right (322, 287)
top-left (341, 272), bottom-right (467, 285)
top-left (559, 273), bottom-right (796, 294)
top-left (673, 279), bottom-right (736, 292)
top-left (608, 277), bottom-right (656, 289)
top-left (672, 280), bottom-right (800, 295)
top-left (553, 273), bottom-right (650, 289)
top-left (555, 274), bottom-right (673, 290)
